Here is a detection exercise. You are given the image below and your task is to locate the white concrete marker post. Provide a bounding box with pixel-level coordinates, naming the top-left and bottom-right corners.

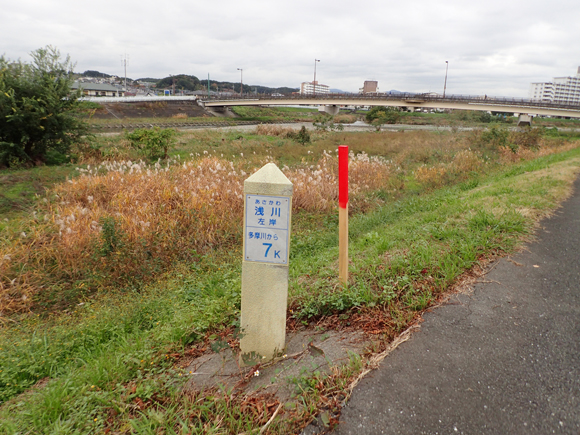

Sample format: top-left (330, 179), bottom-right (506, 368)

top-left (240, 163), bottom-right (293, 366)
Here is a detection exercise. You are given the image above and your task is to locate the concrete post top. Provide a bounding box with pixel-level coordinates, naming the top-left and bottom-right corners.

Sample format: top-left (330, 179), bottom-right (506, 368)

top-left (244, 163), bottom-right (293, 196)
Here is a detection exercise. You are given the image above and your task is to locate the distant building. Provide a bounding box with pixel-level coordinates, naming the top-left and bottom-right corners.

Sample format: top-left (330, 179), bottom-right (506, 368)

top-left (72, 82), bottom-right (125, 97)
top-left (360, 80), bottom-right (379, 94)
top-left (300, 81), bottom-right (330, 95)
top-left (529, 67), bottom-right (580, 105)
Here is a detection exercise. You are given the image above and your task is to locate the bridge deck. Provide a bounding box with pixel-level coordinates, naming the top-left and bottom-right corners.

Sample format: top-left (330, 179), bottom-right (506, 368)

top-left (201, 94), bottom-right (580, 118)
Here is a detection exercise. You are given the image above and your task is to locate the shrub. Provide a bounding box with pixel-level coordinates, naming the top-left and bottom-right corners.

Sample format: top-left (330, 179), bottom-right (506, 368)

top-left (124, 127), bottom-right (176, 160)
top-left (313, 114), bottom-right (344, 132)
top-left (295, 126), bottom-right (311, 145)
top-left (414, 165), bottom-right (448, 188)
top-left (254, 125), bottom-right (295, 137)
top-left (450, 149), bottom-right (482, 174)
top-left (480, 126), bottom-right (510, 149)
top-left (0, 46), bottom-right (87, 167)
top-left (365, 106), bottom-right (388, 123)
top-left (333, 114), bottom-right (357, 124)
top-left (508, 128), bottom-right (544, 150)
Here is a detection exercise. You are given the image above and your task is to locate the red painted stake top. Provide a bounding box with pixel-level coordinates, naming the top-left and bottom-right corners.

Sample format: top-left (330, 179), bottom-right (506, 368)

top-left (338, 145), bottom-right (349, 209)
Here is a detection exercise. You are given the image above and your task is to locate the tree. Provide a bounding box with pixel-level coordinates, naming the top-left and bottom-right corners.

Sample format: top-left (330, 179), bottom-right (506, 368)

top-left (0, 46), bottom-right (87, 167)
top-left (125, 127), bottom-right (176, 160)
top-left (365, 106), bottom-right (401, 124)
top-left (156, 75), bottom-right (201, 92)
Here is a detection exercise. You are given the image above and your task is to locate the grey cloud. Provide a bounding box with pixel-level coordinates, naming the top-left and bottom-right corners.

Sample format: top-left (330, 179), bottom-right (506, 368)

top-left (2, 0), bottom-right (579, 96)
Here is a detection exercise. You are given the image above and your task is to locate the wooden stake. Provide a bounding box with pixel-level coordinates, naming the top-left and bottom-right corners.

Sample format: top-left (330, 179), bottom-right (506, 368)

top-left (339, 204), bottom-right (348, 284)
top-left (338, 145), bottom-right (349, 285)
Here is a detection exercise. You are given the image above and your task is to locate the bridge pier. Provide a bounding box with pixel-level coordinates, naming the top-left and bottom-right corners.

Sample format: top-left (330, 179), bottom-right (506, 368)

top-left (517, 114), bottom-right (533, 127)
top-left (318, 105), bottom-right (340, 116)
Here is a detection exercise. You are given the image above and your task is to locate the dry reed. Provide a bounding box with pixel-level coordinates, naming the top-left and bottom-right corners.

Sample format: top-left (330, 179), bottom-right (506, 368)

top-left (0, 150), bottom-right (397, 314)
top-left (287, 150), bottom-right (399, 212)
top-left (254, 125), bottom-right (296, 137)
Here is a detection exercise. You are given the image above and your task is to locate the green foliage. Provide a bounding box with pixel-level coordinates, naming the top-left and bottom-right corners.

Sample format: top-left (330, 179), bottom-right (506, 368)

top-left (365, 106), bottom-right (386, 122)
top-left (0, 46), bottom-right (87, 167)
top-left (365, 106), bottom-right (401, 125)
top-left (156, 74), bottom-right (201, 92)
top-left (124, 127), bottom-right (176, 160)
top-left (478, 111), bottom-right (512, 124)
top-left (81, 70), bottom-right (111, 79)
top-left (313, 113), bottom-right (344, 131)
top-left (480, 125), bottom-right (510, 149)
top-left (509, 128), bottom-right (544, 150)
top-left (478, 112), bottom-right (494, 123)
top-left (98, 217), bottom-right (124, 256)
top-left (288, 125), bottom-right (311, 144)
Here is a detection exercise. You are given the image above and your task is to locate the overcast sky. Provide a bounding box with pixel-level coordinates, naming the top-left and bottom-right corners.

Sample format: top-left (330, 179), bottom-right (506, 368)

top-left (2, 0), bottom-right (579, 97)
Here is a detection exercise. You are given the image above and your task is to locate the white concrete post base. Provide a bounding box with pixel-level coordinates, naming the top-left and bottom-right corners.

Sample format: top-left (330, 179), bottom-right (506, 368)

top-left (239, 262), bottom-right (288, 366)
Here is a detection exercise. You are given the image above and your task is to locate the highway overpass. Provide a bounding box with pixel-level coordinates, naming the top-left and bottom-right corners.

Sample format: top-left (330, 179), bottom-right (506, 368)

top-left (200, 94), bottom-right (580, 119)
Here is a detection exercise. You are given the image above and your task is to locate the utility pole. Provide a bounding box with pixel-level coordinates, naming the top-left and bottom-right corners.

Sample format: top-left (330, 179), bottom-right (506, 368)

top-left (443, 61), bottom-right (449, 98)
top-left (237, 68), bottom-right (243, 97)
top-left (120, 53), bottom-right (129, 95)
top-left (208, 73), bottom-right (210, 98)
top-left (313, 59), bottom-right (320, 96)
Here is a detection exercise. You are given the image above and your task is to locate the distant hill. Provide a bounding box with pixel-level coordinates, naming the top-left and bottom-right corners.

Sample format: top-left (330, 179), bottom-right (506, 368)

top-left (330, 88), bottom-right (348, 94)
top-left (81, 70), bottom-right (113, 79)
top-left (76, 69), bottom-right (299, 94)
top-left (156, 75), bottom-right (201, 91)
top-left (155, 74), bottom-right (298, 94)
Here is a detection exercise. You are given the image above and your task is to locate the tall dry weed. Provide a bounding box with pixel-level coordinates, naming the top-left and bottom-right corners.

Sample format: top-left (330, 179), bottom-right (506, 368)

top-left (1, 151), bottom-right (398, 314)
top-left (288, 150), bottom-right (399, 212)
top-left (254, 125), bottom-right (296, 137)
top-left (0, 156), bottom-right (246, 313)
top-left (449, 149), bottom-right (483, 175)
top-left (415, 149), bottom-right (483, 187)
top-left (414, 165), bottom-right (448, 188)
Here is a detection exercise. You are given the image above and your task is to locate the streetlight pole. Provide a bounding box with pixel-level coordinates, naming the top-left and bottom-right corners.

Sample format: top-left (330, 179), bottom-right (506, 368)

top-left (237, 68), bottom-right (243, 98)
top-left (313, 59), bottom-right (320, 96)
top-left (443, 61), bottom-right (449, 98)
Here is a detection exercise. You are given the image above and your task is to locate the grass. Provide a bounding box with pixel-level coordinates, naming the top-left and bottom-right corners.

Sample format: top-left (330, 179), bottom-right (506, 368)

top-left (229, 106), bottom-right (317, 122)
top-left (86, 106), bottom-right (320, 129)
top-left (89, 117), bottom-right (236, 127)
top-left (1, 126), bottom-right (580, 433)
top-left (0, 165), bottom-right (78, 230)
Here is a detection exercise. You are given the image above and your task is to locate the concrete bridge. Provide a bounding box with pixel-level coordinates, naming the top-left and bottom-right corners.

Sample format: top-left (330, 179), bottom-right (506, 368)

top-left (200, 94), bottom-right (580, 122)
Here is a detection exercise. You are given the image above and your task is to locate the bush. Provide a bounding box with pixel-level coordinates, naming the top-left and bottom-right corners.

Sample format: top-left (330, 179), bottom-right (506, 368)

top-left (0, 46), bottom-right (87, 167)
top-left (125, 127), bottom-right (176, 160)
top-left (508, 128), bottom-right (544, 150)
top-left (295, 126), bottom-right (311, 145)
top-left (366, 106), bottom-right (401, 129)
top-left (313, 114), bottom-right (344, 131)
top-left (480, 126), bottom-right (510, 149)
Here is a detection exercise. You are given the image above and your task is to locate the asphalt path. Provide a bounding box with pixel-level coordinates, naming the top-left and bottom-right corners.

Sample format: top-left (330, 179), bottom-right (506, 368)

top-left (308, 175), bottom-right (580, 434)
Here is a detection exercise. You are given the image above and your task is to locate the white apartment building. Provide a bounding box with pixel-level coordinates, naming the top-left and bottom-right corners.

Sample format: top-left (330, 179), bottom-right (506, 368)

top-left (300, 81), bottom-right (330, 95)
top-left (529, 67), bottom-right (580, 105)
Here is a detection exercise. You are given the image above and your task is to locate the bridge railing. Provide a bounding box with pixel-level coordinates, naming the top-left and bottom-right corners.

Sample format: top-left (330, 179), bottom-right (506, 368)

top-left (201, 92), bottom-right (580, 111)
